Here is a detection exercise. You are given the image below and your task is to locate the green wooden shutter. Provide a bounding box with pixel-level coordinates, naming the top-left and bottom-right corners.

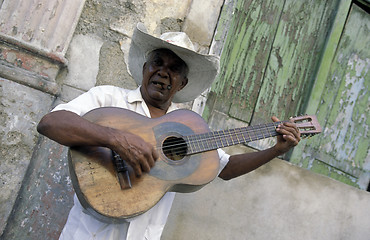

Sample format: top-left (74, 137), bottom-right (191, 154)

top-left (291, 2), bottom-right (370, 189)
top-left (206, 0), bottom-right (369, 189)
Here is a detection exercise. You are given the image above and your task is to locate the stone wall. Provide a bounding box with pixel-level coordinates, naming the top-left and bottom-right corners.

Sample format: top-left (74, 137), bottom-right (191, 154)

top-left (0, 0), bottom-right (369, 239)
top-left (0, 0), bottom-right (224, 238)
top-left (0, 78), bottom-right (55, 236)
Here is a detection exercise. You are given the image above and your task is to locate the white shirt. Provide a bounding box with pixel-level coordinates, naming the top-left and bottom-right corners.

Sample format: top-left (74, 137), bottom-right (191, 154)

top-left (54, 86), bottom-right (230, 240)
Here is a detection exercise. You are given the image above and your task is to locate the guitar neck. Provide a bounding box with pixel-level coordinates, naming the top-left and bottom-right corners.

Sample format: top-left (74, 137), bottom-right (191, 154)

top-left (185, 121), bottom-right (283, 155)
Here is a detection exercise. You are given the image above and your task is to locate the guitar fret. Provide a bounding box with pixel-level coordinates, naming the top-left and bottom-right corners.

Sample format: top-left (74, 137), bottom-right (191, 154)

top-left (238, 129), bottom-right (247, 143)
top-left (187, 135), bottom-right (197, 154)
top-left (245, 127), bottom-right (253, 142)
top-left (194, 135), bottom-right (200, 153)
top-left (222, 130), bottom-right (228, 146)
top-left (206, 133), bottom-right (214, 150)
top-left (233, 128), bottom-right (241, 145)
top-left (194, 134), bottom-right (200, 153)
top-left (201, 133), bottom-right (208, 151)
top-left (250, 126), bottom-right (258, 142)
top-left (224, 129), bottom-right (231, 146)
top-left (200, 135), bottom-right (207, 152)
top-left (259, 125), bottom-right (266, 140)
top-left (229, 129), bottom-right (236, 145)
top-left (267, 124), bottom-right (273, 137)
top-left (217, 130), bottom-right (225, 148)
top-left (213, 131), bottom-right (221, 148)
top-left (228, 130), bottom-right (233, 145)
top-left (195, 134), bottom-right (201, 153)
top-left (241, 127), bottom-right (251, 142)
top-left (207, 132), bottom-right (217, 151)
top-left (184, 136), bottom-right (191, 154)
top-left (215, 131), bottom-right (224, 148)
top-left (269, 124), bottom-right (276, 137)
top-left (211, 132), bottom-right (219, 150)
top-left (226, 130), bottom-right (233, 146)
top-left (201, 134), bottom-right (207, 150)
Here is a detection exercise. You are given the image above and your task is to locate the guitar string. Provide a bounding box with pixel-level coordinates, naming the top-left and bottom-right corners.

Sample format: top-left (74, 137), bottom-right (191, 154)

top-left (156, 122), bottom-right (282, 155)
top-left (158, 126), bottom-right (279, 155)
top-left (159, 121), bottom-right (312, 156)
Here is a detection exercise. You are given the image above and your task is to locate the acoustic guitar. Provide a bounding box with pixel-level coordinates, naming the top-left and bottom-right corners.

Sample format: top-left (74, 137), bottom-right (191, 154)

top-left (68, 107), bottom-right (321, 223)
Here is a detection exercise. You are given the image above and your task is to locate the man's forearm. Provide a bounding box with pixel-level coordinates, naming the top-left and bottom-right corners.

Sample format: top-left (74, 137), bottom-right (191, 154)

top-left (37, 110), bottom-right (115, 148)
top-left (218, 147), bottom-right (281, 180)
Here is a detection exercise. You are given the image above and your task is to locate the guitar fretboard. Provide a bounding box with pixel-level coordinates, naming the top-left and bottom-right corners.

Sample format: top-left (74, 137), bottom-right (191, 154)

top-left (184, 121), bottom-right (283, 155)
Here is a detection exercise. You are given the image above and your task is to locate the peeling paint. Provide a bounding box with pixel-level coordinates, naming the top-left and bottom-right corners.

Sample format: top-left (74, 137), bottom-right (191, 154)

top-left (209, 0), bottom-right (339, 124)
top-left (299, 4), bottom-right (370, 188)
top-left (207, 0), bottom-right (369, 189)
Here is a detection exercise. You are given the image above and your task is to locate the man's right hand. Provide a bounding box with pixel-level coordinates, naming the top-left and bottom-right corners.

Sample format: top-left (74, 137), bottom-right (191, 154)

top-left (108, 129), bottom-right (159, 177)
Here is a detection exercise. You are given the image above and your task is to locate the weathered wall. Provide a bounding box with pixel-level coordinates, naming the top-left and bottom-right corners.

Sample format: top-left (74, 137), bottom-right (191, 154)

top-left (0, 0), bottom-right (85, 236)
top-left (1, 0), bottom-right (369, 239)
top-left (0, 0), bottom-right (224, 238)
top-left (0, 78), bottom-right (55, 235)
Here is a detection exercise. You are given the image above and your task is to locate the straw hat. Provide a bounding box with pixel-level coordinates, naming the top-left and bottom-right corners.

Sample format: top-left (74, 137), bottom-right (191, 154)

top-left (128, 23), bottom-right (220, 103)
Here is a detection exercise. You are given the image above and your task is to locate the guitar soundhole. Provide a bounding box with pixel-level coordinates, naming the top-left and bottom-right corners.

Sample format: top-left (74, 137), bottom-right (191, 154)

top-left (162, 136), bottom-right (187, 161)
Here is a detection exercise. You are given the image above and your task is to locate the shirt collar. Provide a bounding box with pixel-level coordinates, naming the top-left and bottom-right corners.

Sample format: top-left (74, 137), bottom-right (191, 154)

top-left (127, 86), bottom-right (178, 113)
top-left (127, 86), bottom-right (144, 104)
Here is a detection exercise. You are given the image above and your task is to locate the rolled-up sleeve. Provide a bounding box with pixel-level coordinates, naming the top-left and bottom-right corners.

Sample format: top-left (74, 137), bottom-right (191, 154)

top-left (217, 149), bottom-right (230, 175)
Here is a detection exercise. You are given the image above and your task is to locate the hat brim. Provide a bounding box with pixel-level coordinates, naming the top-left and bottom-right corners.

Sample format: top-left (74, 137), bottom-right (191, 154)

top-left (128, 23), bottom-right (220, 103)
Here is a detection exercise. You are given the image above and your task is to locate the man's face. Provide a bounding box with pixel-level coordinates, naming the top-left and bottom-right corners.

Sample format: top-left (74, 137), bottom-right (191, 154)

top-left (141, 49), bottom-right (188, 109)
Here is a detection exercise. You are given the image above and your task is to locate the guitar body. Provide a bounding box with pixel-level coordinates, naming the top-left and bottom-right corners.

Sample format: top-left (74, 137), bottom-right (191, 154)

top-left (68, 107), bottom-right (220, 222)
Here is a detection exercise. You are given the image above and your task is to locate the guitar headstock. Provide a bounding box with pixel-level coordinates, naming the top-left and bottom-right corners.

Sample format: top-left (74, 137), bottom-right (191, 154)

top-left (290, 115), bottom-right (322, 138)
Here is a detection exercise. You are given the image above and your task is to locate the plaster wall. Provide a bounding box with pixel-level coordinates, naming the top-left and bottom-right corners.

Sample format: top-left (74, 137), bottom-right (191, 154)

top-left (163, 146), bottom-right (370, 240)
top-left (0, 0), bottom-right (224, 238)
top-left (0, 78), bottom-right (55, 235)
top-left (1, 0), bottom-right (369, 239)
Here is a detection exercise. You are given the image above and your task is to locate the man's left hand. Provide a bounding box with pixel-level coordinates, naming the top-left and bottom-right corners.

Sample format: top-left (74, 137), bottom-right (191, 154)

top-left (272, 116), bottom-right (301, 155)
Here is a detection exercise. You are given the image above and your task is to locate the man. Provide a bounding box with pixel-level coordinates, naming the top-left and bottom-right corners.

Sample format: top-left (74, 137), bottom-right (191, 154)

top-left (37, 23), bottom-right (300, 239)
